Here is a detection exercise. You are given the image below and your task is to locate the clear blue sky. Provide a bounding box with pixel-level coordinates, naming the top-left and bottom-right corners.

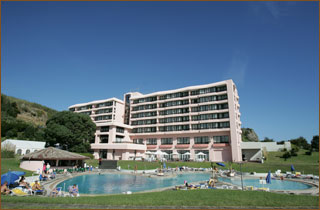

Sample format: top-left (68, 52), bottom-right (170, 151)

top-left (1, 1), bottom-right (318, 142)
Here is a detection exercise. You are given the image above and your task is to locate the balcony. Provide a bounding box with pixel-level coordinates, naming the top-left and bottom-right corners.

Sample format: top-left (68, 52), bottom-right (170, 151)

top-left (159, 145), bottom-right (173, 149)
top-left (193, 144), bottom-right (209, 148)
top-left (147, 145), bottom-right (157, 149)
top-left (212, 143), bottom-right (230, 148)
top-left (175, 144), bottom-right (190, 149)
top-left (91, 143), bottom-right (146, 150)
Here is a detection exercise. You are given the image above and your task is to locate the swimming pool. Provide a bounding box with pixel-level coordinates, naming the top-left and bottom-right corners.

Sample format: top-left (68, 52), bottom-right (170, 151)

top-left (218, 177), bottom-right (312, 191)
top-left (57, 173), bottom-right (211, 194)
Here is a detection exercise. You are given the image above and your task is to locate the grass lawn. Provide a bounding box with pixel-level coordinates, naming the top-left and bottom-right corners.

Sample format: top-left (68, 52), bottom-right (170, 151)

top-left (118, 150), bottom-right (319, 175)
top-left (1, 189), bottom-right (319, 209)
top-left (1, 157), bottom-right (34, 176)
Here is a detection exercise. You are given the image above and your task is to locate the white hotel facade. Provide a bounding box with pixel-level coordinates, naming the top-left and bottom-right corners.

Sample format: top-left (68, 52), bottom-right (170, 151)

top-left (69, 79), bottom-right (242, 162)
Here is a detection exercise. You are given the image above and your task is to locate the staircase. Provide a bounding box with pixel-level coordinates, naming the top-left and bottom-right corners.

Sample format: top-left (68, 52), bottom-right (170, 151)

top-left (99, 160), bottom-right (118, 169)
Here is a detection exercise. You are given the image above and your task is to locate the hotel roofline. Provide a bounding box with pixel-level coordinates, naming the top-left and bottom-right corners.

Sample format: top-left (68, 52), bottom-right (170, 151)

top-left (68, 97), bottom-right (124, 109)
top-left (130, 79), bottom-right (234, 100)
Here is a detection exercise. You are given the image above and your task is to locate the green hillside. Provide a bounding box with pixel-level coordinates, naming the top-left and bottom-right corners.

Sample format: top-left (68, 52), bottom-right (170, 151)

top-left (1, 94), bottom-right (58, 141)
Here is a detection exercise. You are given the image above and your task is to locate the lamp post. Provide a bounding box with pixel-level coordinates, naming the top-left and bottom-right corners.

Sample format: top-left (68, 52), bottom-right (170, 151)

top-left (239, 162), bottom-right (244, 191)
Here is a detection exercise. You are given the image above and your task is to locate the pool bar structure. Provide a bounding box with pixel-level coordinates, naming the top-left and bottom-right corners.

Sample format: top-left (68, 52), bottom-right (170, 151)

top-left (69, 79), bottom-right (242, 162)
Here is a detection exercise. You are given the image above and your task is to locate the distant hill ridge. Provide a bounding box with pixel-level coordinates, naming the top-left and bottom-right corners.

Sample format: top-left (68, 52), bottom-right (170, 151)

top-left (1, 94), bottom-right (57, 127)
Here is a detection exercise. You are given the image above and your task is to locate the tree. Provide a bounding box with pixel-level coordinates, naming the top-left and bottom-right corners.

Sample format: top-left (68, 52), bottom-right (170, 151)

top-left (261, 137), bottom-right (274, 142)
top-left (241, 128), bottom-right (259, 142)
top-left (290, 136), bottom-right (310, 150)
top-left (44, 111), bottom-right (96, 153)
top-left (311, 135), bottom-right (319, 152)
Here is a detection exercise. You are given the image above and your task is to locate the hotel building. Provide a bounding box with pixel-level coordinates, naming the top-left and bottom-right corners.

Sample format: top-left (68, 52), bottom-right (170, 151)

top-left (69, 79), bottom-right (242, 162)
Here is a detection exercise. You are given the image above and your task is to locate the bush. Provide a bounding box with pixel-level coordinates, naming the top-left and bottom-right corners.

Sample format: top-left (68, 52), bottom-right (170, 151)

top-left (305, 151), bottom-right (312, 156)
top-left (1, 150), bottom-right (15, 158)
top-left (77, 153), bottom-right (94, 159)
top-left (282, 151), bottom-right (291, 160)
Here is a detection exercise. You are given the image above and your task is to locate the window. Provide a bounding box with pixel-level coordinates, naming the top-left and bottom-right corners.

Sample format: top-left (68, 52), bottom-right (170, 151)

top-left (177, 150), bottom-right (190, 160)
top-left (159, 99), bottom-right (189, 108)
top-left (213, 136), bottom-right (229, 144)
top-left (158, 125), bottom-right (190, 132)
top-left (116, 127), bottom-right (124, 133)
top-left (191, 103), bottom-right (228, 112)
top-left (161, 138), bottom-right (173, 145)
top-left (96, 108), bottom-right (113, 114)
top-left (26, 149), bottom-right (30, 154)
top-left (162, 150), bottom-right (173, 160)
top-left (96, 101), bottom-right (113, 108)
top-left (159, 91), bottom-right (189, 100)
top-left (177, 137), bottom-right (190, 144)
top-left (17, 149), bottom-right (22, 155)
top-left (194, 136), bottom-right (210, 144)
top-left (146, 138), bottom-right (157, 145)
top-left (131, 111), bottom-right (157, 119)
top-left (115, 135), bottom-right (124, 143)
top-left (133, 96), bottom-right (157, 104)
top-left (131, 119), bottom-right (157, 125)
top-left (69, 108), bottom-right (75, 112)
top-left (94, 115), bottom-right (112, 121)
top-left (100, 126), bottom-right (109, 132)
top-left (132, 103), bottom-right (157, 111)
top-left (191, 122), bottom-right (230, 130)
top-left (191, 85), bottom-right (227, 96)
top-left (78, 105), bottom-right (92, 111)
top-left (132, 127), bottom-right (157, 133)
top-left (80, 111), bottom-right (91, 115)
top-left (159, 108), bottom-right (189, 116)
top-left (100, 135), bottom-right (109, 143)
top-left (133, 139), bottom-right (144, 144)
top-left (159, 116), bottom-right (189, 124)
top-left (195, 150), bottom-right (209, 161)
top-left (191, 112), bottom-right (229, 121)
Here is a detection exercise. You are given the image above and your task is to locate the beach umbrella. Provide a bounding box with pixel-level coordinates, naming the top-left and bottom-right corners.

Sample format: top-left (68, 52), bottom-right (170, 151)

top-left (1, 171), bottom-right (22, 185)
top-left (183, 152), bottom-right (191, 155)
top-left (216, 162), bottom-right (226, 167)
top-left (154, 150), bottom-right (163, 155)
top-left (266, 171), bottom-right (271, 184)
top-left (291, 165), bottom-right (295, 172)
top-left (196, 152), bottom-right (206, 156)
top-left (10, 171), bottom-right (26, 177)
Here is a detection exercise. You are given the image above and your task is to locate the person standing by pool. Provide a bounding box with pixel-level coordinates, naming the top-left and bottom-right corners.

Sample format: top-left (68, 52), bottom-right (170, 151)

top-left (98, 158), bottom-right (102, 167)
top-left (46, 163), bottom-right (51, 174)
top-left (43, 163), bottom-right (47, 174)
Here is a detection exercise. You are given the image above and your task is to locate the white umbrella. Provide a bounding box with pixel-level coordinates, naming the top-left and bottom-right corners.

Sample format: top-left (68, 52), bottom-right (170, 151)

top-left (154, 150), bottom-right (163, 155)
top-left (145, 151), bottom-right (152, 155)
top-left (183, 152), bottom-right (191, 155)
top-left (162, 152), bottom-right (169, 156)
top-left (196, 152), bottom-right (206, 156)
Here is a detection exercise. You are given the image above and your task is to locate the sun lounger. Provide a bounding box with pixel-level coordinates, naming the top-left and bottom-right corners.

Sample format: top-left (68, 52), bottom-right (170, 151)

top-left (245, 186), bottom-right (254, 191)
top-left (11, 188), bottom-right (29, 196)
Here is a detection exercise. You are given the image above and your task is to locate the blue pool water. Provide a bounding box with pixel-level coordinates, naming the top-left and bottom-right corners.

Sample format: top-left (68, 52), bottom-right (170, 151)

top-left (218, 177), bottom-right (312, 190)
top-left (57, 173), bottom-right (211, 194)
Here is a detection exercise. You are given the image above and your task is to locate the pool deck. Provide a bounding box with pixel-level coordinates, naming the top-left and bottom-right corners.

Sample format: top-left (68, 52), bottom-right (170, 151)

top-left (38, 169), bottom-right (319, 197)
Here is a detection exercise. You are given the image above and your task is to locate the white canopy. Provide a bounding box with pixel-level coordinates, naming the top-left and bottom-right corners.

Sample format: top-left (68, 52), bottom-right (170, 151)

top-left (183, 152), bottom-right (191, 155)
top-left (196, 152), bottom-right (206, 156)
